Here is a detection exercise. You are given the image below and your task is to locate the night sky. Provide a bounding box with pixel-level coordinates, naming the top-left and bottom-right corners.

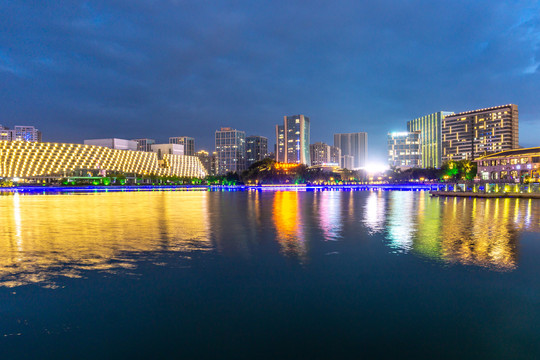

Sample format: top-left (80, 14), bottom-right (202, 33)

top-left (1, 1), bottom-right (539, 163)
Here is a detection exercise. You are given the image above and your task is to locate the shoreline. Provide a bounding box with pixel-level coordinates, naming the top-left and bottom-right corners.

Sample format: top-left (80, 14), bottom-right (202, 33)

top-left (2, 184), bottom-right (539, 198)
top-left (430, 190), bottom-right (540, 199)
top-left (1, 184), bottom-right (437, 194)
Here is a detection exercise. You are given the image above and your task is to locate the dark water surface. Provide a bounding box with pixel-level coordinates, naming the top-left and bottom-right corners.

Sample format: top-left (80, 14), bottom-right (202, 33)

top-left (1, 190), bottom-right (539, 359)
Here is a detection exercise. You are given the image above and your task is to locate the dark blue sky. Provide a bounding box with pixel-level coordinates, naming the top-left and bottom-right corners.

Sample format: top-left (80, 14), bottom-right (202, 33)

top-left (1, 1), bottom-right (539, 163)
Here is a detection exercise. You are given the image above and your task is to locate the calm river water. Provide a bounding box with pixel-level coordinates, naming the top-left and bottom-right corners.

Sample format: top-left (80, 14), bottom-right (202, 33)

top-left (1, 190), bottom-right (539, 359)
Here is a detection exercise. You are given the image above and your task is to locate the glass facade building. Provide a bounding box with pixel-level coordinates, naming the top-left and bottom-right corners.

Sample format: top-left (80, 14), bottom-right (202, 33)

top-left (246, 135), bottom-right (268, 167)
top-left (275, 115), bottom-right (310, 165)
top-left (215, 127), bottom-right (246, 174)
top-left (407, 111), bottom-right (453, 168)
top-left (132, 138), bottom-right (156, 152)
top-left (387, 132), bottom-right (422, 168)
top-left (169, 136), bottom-right (195, 156)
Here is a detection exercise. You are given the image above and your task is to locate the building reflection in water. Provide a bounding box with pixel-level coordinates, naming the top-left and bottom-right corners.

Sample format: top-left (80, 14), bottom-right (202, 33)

top-left (386, 191), bottom-right (415, 253)
top-left (272, 191), bottom-right (307, 260)
top-left (0, 192), bottom-right (212, 288)
top-left (316, 190), bottom-right (343, 241)
top-left (363, 190), bottom-right (386, 235)
top-left (375, 191), bottom-right (540, 270)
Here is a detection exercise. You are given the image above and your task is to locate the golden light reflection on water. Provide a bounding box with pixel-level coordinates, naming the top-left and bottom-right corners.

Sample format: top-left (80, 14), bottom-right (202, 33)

top-left (1, 190), bottom-right (539, 288)
top-left (272, 191), bottom-right (307, 260)
top-left (0, 192), bottom-right (212, 287)
top-left (380, 192), bottom-right (540, 271)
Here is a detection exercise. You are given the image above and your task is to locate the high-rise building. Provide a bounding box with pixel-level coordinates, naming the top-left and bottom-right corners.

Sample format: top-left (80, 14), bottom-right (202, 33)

top-left (275, 115), bottom-right (310, 165)
top-left (132, 138), bottom-right (156, 152)
top-left (330, 146), bottom-right (341, 166)
top-left (442, 104), bottom-right (519, 162)
top-left (0, 125), bottom-right (42, 142)
top-left (196, 150), bottom-right (219, 176)
top-left (387, 132), bottom-right (422, 168)
top-left (246, 135), bottom-right (268, 167)
top-left (215, 127), bottom-right (246, 174)
top-left (333, 132), bottom-right (368, 169)
top-left (407, 111), bottom-right (453, 168)
top-left (341, 155), bottom-right (354, 169)
top-left (310, 142), bottom-right (331, 166)
top-left (169, 136), bottom-right (195, 156)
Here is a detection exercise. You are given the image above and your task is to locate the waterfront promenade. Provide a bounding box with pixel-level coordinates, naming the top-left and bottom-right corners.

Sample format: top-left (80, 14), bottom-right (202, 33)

top-left (0, 183), bottom-right (440, 194)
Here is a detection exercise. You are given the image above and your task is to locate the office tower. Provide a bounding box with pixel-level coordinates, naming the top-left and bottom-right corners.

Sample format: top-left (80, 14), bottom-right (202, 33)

top-left (246, 135), bottom-right (268, 167)
top-left (132, 138), bottom-right (156, 152)
top-left (442, 104), bottom-right (519, 162)
top-left (211, 151), bottom-right (219, 175)
top-left (196, 150), bottom-right (213, 176)
top-left (310, 142), bottom-right (331, 166)
top-left (387, 132), bottom-right (422, 168)
top-left (84, 138), bottom-right (137, 151)
top-left (333, 132), bottom-right (368, 169)
top-left (169, 136), bottom-right (195, 156)
top-left (330, 146), bottom-right (341, 166)
top-left (0, 125), bottom-right (42, 142)
top-left (215, 127), bottom-right (246, 174)
top-left (196, 150), bottom-right (219, 176)
top-left (407, 111), bottom-right (454, 168)
top-left (275, 114), bottom-right (310, 165)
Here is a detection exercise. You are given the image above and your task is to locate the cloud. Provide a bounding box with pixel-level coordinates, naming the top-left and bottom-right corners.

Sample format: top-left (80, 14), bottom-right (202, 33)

top-left (0, 0), bottom-right (539, 160)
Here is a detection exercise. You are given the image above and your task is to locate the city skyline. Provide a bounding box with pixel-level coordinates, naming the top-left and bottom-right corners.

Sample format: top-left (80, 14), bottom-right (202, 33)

top-left (1, 1), bottom-right (539, 163)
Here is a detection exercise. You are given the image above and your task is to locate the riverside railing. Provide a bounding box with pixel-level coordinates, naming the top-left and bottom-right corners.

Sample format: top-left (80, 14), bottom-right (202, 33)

top-left (434, 182), bottom-right (540, 195)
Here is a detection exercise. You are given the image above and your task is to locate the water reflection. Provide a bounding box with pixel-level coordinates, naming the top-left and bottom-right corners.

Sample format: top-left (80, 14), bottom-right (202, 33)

top-left (372, 192), bottom-right (540, 270)
top-left (1, 190), bottom-right (539, 288)
top-left (363, 191), bottom-right (386, 234)
top-left (0, 192), bottom-right (212, 287)
top-left (272, 191), bottom-right (307, 260)
top-left (316, 191), bottom-right (343, 241)
top-left (386, 192), bottom-right (415, 253)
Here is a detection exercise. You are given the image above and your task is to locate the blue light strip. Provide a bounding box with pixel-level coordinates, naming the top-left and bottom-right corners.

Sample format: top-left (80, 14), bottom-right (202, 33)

top-left (0, 183), bottom-right (444, 195)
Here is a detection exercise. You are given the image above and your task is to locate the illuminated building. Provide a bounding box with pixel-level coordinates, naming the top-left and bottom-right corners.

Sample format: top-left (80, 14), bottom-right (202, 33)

top-left (330, 146), bottom-right (341, 166)
top-left (0, 125), bottom-right (42, 142)
top-left (407, 111), bottom-right (453, 168)
top-left (476, 147), bottom-right (540, 182)
top-left (387, 132), bottom-right (421, 168)
top-left (275, 115), bottom-right (311, 165)
top-left (442, 104), bottom-right (519, 162)
top-left (0, 140), bottom-right (207, 180)
top-left (333, 132), bottom-right (367, 169)
top-left (169, 136), bottom-right (195, 156)
top-left (246, 135), bottom-right (268, 167)
top-left (196, 150), bottom-right (218, 176)
top-left (309, 142), bottom-right (341, 166)
top-left (84, 138), bottom-right (137, 151)
top-left (132, 138), bottom-right (156, 152)
top-left (215, 127), bottom-right (246, 174)
top-left (310, 142), bottom-right (331, 166)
